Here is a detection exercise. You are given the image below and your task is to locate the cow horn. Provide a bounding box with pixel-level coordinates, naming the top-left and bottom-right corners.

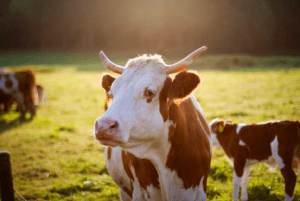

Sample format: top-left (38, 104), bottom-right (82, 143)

top-left (99, 51), bottom-right (124, 74)
top-left (165, 46), bottom-right (207, 74)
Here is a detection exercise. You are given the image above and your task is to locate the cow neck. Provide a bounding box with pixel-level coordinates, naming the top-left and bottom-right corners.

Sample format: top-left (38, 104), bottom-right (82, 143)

top-left (143, 77), bottom-right (211, 195)
top-left (166, 99), bottom-right (211, 190)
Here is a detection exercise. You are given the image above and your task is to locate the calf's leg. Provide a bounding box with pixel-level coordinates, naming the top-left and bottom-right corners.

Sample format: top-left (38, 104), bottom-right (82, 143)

top-left (240, 165), bottom-right (252, 200)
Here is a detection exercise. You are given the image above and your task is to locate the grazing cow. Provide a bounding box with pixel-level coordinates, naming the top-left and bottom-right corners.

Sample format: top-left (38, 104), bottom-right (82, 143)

top-left (94, 47), bottom-right (211, 200)
top-left (209, 118), bottom-right (300, 201)
top-left (0, 70), bottom-right (37, 120)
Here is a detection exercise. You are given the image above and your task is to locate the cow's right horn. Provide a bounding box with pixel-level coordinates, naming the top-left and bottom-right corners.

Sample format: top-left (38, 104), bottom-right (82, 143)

top-left (100, 51), bottom-right (124, 74)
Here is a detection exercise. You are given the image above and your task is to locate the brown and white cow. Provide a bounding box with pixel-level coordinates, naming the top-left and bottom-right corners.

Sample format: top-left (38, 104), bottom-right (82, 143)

top-left (0, 70), bottom-right (37, 120)
top-left (209, 118), bottom-right (300, 201)
top-left (94, 47), bottom-right (211, 200)
top-left (102, 79), bottom-right (162, 200)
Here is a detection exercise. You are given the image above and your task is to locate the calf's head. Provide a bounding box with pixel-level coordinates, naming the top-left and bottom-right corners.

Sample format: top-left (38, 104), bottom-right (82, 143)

top-left (94, 47), bottom-right (207, 151)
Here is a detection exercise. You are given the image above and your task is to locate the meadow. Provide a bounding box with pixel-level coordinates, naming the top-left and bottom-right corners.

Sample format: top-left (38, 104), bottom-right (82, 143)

top-left (0, 50), bottom-right (300, 201)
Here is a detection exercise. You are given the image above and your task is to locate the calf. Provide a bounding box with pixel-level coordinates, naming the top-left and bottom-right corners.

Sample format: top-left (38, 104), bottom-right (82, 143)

top-left (0, 70), bottom-right (37, 120)
top-left (94, 47), bottom-right (211, 200)
top-left (209, 118), bottom-right (300, 201)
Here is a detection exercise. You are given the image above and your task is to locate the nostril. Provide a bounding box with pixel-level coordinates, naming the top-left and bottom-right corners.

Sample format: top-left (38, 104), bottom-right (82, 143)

top-left (109, 122), bottom-right (118, 130)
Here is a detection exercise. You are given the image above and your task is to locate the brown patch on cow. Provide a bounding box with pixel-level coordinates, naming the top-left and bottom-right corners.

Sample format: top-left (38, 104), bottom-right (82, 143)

top-left (101, 74), bottom-right (116, 93)
top-left (107, 146), bottom-right (112, 160)
top-left (5, 80), bottom-right (13, 88)
top-left (122, 184), bottom-right (133, 198)
top-left (121, 150), bottom-right (160, 190)
top-left (292, 158), bottom-right (298, 169)
top-left (166, 98), bottom-right (211, 190)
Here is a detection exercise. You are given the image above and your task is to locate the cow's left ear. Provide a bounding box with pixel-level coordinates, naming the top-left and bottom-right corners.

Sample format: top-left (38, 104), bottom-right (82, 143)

top-left (170, 71), bottom-right (201, 103)
top-left (212, 121), bottom-right (226, 134)
top-left (101, 74), bottom-right (116, 92)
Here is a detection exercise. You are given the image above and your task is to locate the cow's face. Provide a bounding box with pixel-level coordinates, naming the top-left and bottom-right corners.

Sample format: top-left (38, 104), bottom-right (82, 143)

top-left (209, 118), bottom-right (226, 148)
top-left (94, 47), bottom-right (207, 152)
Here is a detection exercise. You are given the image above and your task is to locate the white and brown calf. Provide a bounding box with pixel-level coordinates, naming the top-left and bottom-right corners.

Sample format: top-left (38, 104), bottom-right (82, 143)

top-left (0, 70), bottom-right (37, 120)
top-left (209, 119), bottom-right (300, 201)
top-left (95, 47), bottom-right (211, 200)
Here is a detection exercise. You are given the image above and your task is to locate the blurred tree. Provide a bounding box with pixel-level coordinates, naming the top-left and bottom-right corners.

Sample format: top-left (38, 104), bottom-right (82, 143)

top-left (1, 0), bottom-right (299, 55)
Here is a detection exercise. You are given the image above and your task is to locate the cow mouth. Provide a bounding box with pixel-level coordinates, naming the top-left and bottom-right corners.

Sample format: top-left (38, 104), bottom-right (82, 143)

top-left (96, 137), bottom-right (122, 147)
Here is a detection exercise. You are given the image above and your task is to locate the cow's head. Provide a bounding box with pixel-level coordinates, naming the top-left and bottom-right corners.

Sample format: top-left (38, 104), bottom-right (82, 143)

top-left (209, 118), bottom-right (232, 148)
top-left (94, 47), bottom-right (207, 153)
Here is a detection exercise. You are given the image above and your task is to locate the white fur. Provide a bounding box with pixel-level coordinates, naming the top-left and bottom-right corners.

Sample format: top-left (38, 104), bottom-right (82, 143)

top-left (238, 140), bottom-right (246, 146)
top-left (236, 123), bottom-right (246, 134)
top-left (271, 136), bottom-right (285, 169)
top-left (232, 171), bottom-right (242, 200)
top-left (0, 73), bottom-right (18, 94)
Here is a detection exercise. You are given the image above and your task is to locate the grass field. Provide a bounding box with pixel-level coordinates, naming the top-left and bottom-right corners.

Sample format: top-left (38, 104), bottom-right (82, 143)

top-left (0, 51), bottom-right (300, 200)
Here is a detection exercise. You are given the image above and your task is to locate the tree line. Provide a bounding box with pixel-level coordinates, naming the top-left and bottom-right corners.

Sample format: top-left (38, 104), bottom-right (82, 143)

top-left (1, 0), bottom-right (300, 55)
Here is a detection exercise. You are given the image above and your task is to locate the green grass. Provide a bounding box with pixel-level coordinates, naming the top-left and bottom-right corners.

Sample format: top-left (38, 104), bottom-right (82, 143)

top-left (0, 51), bottom-right (300, 200)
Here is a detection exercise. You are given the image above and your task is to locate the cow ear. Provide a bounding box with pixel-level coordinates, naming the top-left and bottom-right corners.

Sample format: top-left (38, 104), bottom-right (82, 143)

top-left (212, 121), bottom-right (226, 133)
top-left (170, 71), bottom-right (201, 103)
top-left (101, 74), bottom-right (116, 92)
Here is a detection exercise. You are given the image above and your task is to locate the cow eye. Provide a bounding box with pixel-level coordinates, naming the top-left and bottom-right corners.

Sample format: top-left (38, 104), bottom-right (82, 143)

top-left (146, 90), bottom-right (155, 96)
top-left (143, 88), bottom-right (156, 103)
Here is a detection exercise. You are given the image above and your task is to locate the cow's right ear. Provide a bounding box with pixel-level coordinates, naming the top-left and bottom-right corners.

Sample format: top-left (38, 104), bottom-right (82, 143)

top-left (101, 74), bottom-right (116, 92)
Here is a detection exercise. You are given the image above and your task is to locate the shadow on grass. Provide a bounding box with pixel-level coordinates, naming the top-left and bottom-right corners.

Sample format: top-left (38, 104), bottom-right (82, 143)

top-left (0, 116), bottom-right (31, 134)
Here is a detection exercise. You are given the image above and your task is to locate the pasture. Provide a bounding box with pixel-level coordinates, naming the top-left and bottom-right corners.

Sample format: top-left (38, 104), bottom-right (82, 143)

top-left (0, 51), bottom-right (300, 200)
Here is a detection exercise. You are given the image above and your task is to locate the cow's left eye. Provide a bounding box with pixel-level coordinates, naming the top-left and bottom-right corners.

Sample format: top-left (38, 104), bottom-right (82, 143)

top-left (143, 88), bottom-right (156, 103)
top-left (146, 90), bottom-right (155, 96)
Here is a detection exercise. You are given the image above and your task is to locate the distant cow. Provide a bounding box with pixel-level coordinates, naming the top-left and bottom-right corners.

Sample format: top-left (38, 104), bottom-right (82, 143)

top-left (94, 47), bottom-right (211, 200)
top-left (36, 84), bottom-right (47, 105)
top-left (209, 118), bottom-right (300, 201)
top-left (0, 70), bottom-right (37, 120)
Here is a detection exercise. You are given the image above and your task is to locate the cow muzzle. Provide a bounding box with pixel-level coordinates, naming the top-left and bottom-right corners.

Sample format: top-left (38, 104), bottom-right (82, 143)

top-left (94, 118), bottom-right (122, 146)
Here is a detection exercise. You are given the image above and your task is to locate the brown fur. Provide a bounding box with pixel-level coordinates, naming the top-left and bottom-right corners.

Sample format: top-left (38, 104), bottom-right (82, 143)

top-left (159, 71), bottom-right (211, 190)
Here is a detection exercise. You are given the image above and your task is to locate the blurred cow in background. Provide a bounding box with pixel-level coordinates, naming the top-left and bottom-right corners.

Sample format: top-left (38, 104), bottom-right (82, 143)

top-left (0, 69), bottom-right (37, 120)
top-left (36, 84), bottom-right (47, 106)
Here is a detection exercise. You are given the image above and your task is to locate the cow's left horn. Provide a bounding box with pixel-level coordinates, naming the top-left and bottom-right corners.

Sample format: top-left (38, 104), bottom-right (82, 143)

top-left (166, 46), bottom-right (207, 74)
top-left (100, 51), bottom-right (124, 74)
